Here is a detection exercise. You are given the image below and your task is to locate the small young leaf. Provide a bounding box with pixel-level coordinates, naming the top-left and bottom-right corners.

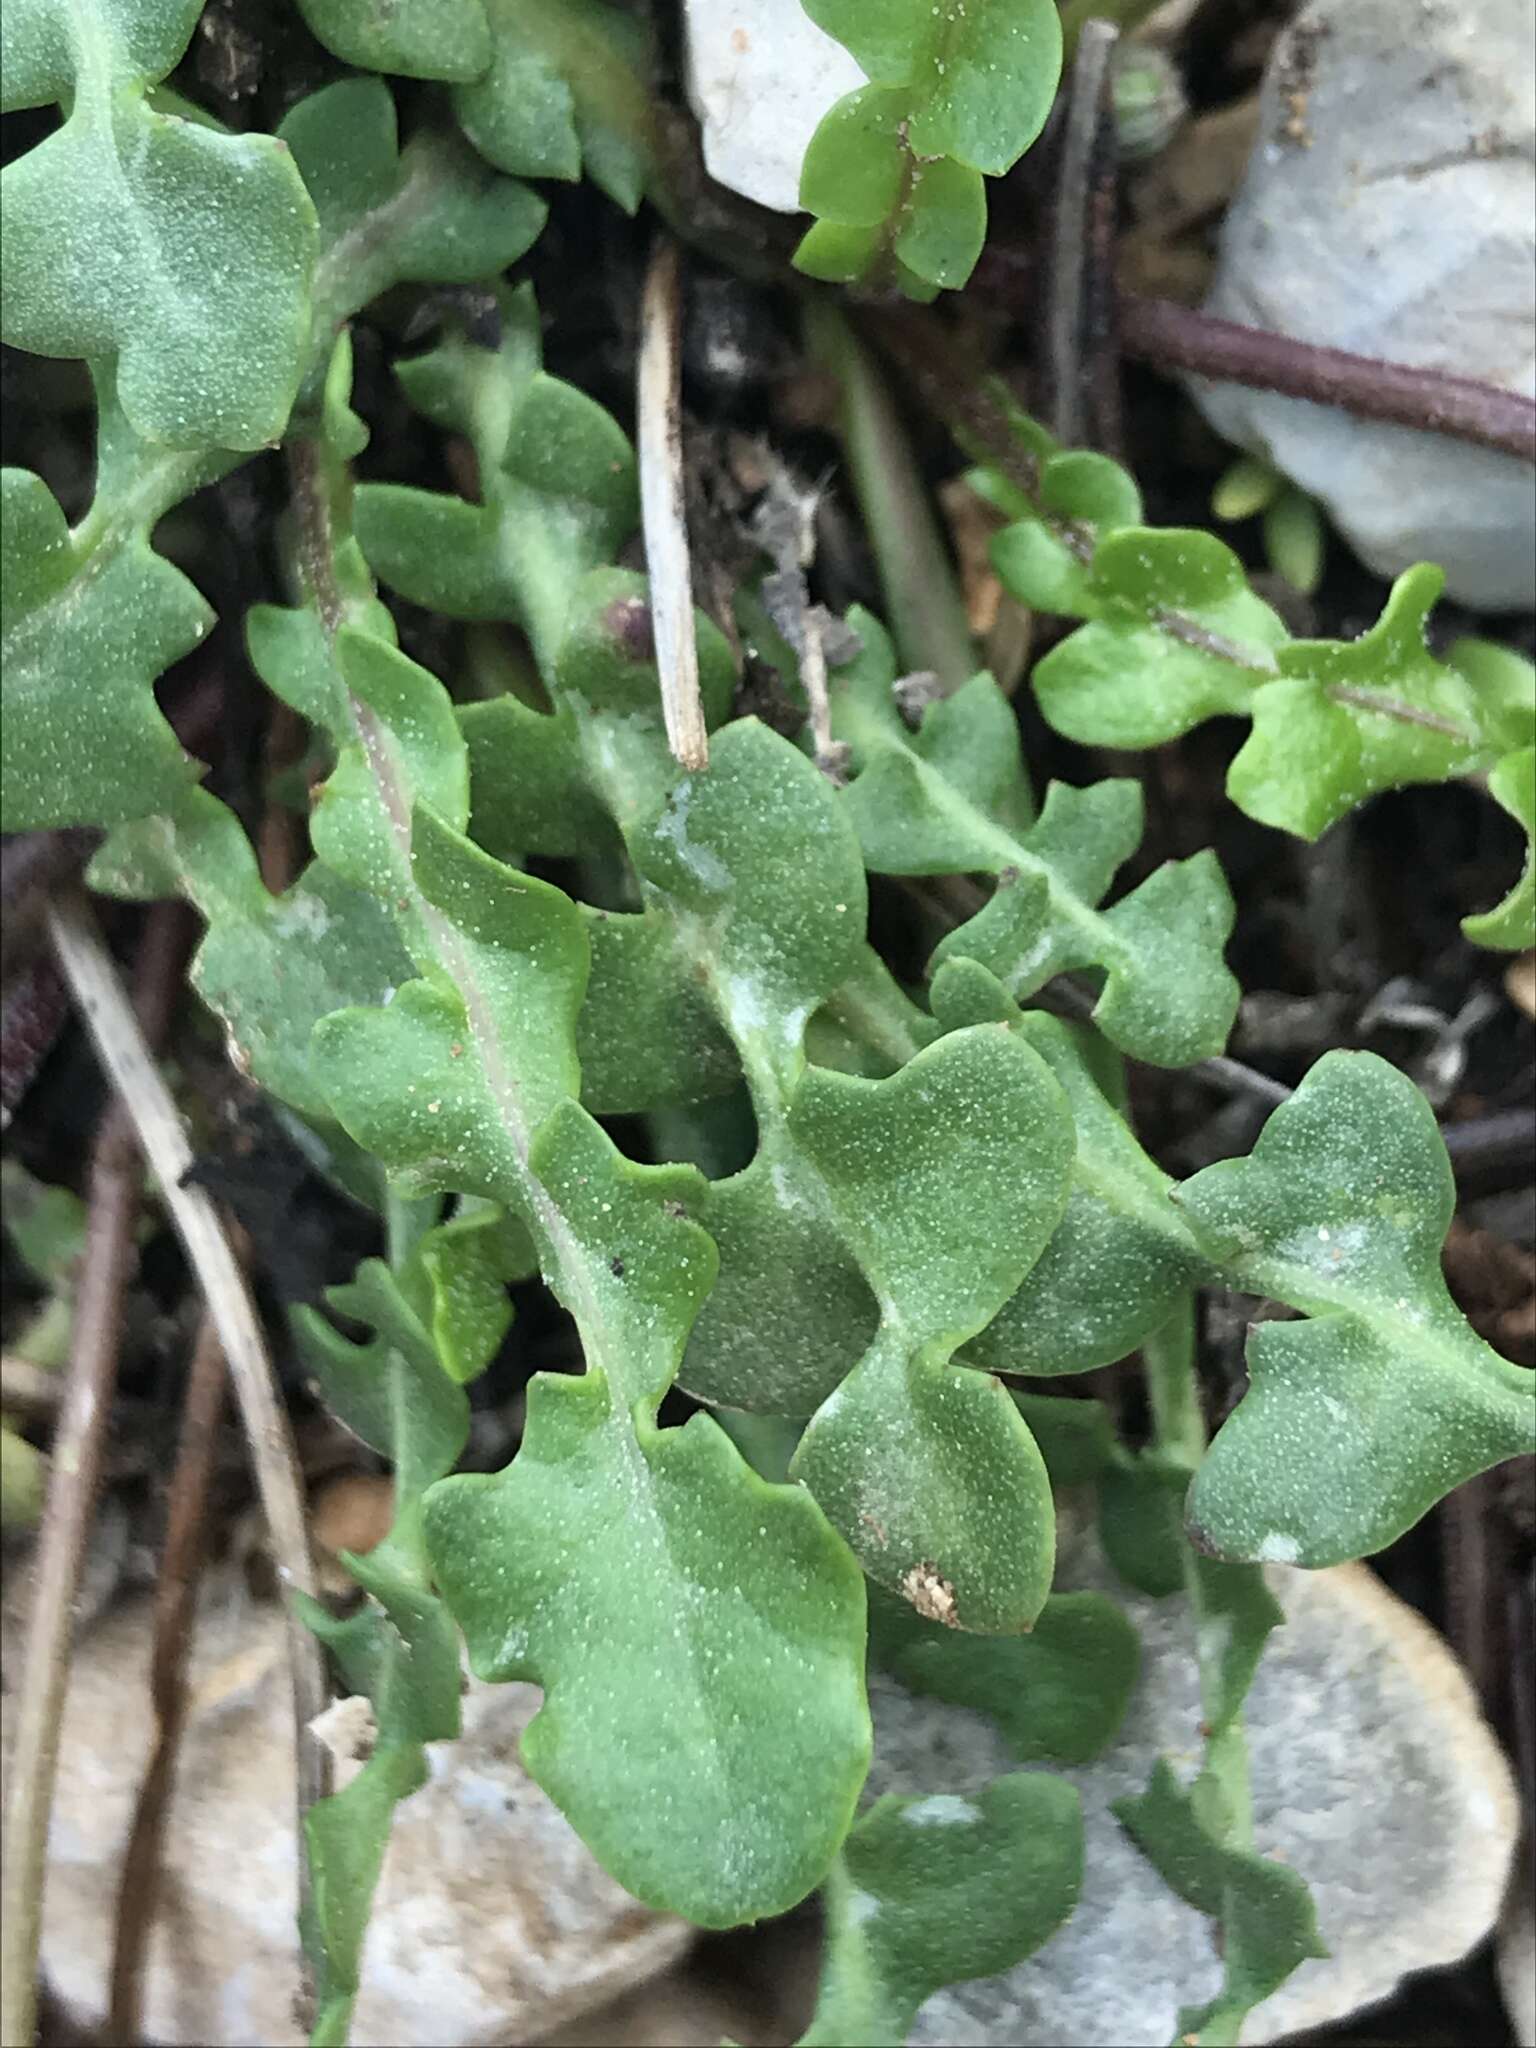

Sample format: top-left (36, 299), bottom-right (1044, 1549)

top-left (279, 79), bottom-right (546, 371)
top-left (417, 1199), bottom-right (535, 1383)
top-left (794, 0), bottom-right (1062, 294)
top-left (1211, 455), bottom-right (1282, 524)
top-left (1262, 484), bottom-right (1325, 597)
top-left (453, 0), bottom-right (657, 211)
top-left (354, 294), bottom-right (636, 672)
top-left (292, 1253), bottom-right (474, 2044)
top-left (1179, 1051), bottom-right (1536, 1566)
top-left (802, 1774), bottom-right (1083, 2048)
top-left (2, 0), bottom-right (316, 449)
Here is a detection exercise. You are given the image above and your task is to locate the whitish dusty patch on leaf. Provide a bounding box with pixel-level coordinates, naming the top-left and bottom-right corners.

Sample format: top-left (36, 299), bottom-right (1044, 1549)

top-left (901, 1562), bottom-right (959, 1628)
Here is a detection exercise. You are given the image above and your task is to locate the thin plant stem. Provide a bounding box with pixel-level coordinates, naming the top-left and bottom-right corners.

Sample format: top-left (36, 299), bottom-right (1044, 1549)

top-left (806, 299), bottom-right (984, 705)
top-left (0, 903), bottom-right (184, 2048)
top-left (1041, 19), bottom-right (1120, 450)
top-left (43, 888), bottom-right (331, 1994)
top-left (106, 1312), bottom-right (228, 2048)
top-left (1119, 293), bottom-right (1536, 466)
top-left (1141, 1298), bottom-right (1258, 1844)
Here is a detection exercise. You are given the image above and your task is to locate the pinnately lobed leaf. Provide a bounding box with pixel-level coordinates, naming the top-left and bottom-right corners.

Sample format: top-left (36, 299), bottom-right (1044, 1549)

top-left (1, 0), bottom-right (317, 449)
top-left (1, 428), bottom-right (216, 830)
top-left (833, 609), bottom-right (1241, 1067)
top-left (291, 1251), bottom-right (474, 2045)
top-left (984, 425), bottom-right (1536, 947)
top-left (794, 0), bottom-right (1062, 294)
top-left (1178, 1052), bottom-right (1536, 1567)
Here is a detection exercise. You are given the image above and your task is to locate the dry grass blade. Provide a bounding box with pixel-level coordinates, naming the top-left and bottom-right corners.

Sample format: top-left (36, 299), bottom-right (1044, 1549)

top-left (43, 889), bottom-right (331, 1984)
top-left (0, 905), bottom-right (182, 2048)
top-left (638, 236), bottom-right (710, 773)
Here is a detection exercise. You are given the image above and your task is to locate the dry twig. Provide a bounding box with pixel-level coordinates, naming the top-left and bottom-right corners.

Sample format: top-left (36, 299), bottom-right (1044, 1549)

top-left (0, 904), bottom-right (184, 2048)
top-left (43, 889), bottom-right (330, 1978)
top-left (1119, 294), bottom-right (1536, 465)
top-left (638, 237), bottom-right (710, 773)
top-left (107, 1312), bottom-right (229, 2046)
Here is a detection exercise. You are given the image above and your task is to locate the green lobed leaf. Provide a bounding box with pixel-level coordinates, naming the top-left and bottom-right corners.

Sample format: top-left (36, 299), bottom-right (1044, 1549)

top-left (793, 0), bottom-right (1062, 294)
top-left (833, 611), bottom-right (1240, 1068)
top-left (88, 787), bottom-right (413, 1127)
top-left (987, 426), bottom-right (1533, 918)
top-left (2, 0), bottom-right (316, 449)
top-left (417, 1198), bottom-right (535, 1382)
top-left (623, 719), bottom-right (881, 1415)
top-left (801, 1774), bottom-right (1083, 2048)
top-left (934, 991), bottom-right (1209, 1377)
top-left (1230, 567), bottom-right (1490, 837)
top-left (1116, 1761), bottom-right (1326, 2048)
top-left (1, 406), bottom-right (222, 830)
top-left (309, 799), bottom-right (872, 1926)
top-left (278, 79), bottom-right (547, 379)
top-left (1461, 745), bottom-right (1535, 951)
top-left (354, 291), bottom-right (636, 673)
top-left (1179, 1051), bottom-right (1536, 1567)
top-left (295, 0), bottom-right (493, 81)
top-left (787, 1026), bottom-right (1073, 1631)
top-left (427, 1369), bottom-right (872, 1926)
top-left (870, 1586), bottom-right (1139, 1764)
top-left (453, 0), bottom-right (657, 212)
top-left (292, 1252), bottom-right (474, 2044)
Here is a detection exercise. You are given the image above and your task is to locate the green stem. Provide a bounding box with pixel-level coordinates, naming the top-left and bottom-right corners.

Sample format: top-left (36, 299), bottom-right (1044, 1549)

top-left (1140, 1292), bottom-right (1205, 1471)
top-left (806, 300), bottom-right (985, 708)
top-left (1141, 1295), bottom-right (1256, 1845)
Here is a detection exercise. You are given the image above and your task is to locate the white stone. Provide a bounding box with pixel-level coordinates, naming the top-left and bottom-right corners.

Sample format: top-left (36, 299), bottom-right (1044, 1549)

top-left (684, 0), bottom-right (864, 213)
top-left (9, 1583), bottom-right (691, 2047)
top-left (865, 1521), bottom-right (1520, 2047)
top-left (1191, 0), bottom-right (1536, 609)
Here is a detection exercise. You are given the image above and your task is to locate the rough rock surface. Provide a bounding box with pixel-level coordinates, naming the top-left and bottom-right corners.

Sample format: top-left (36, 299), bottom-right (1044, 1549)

top-left (684, 0), bottom-right (863, 213)
top-left (1192, 0), bottom-right (1536, 608)
top-left (865, 1519), bottom-right (1520, 2048)
top-left (11, 1583), bottom-right (691, 2047)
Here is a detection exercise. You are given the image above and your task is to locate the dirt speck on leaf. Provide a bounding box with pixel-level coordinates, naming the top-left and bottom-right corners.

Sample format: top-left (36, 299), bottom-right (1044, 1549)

top-left (901, 1562), bottom-right (960, 1628)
